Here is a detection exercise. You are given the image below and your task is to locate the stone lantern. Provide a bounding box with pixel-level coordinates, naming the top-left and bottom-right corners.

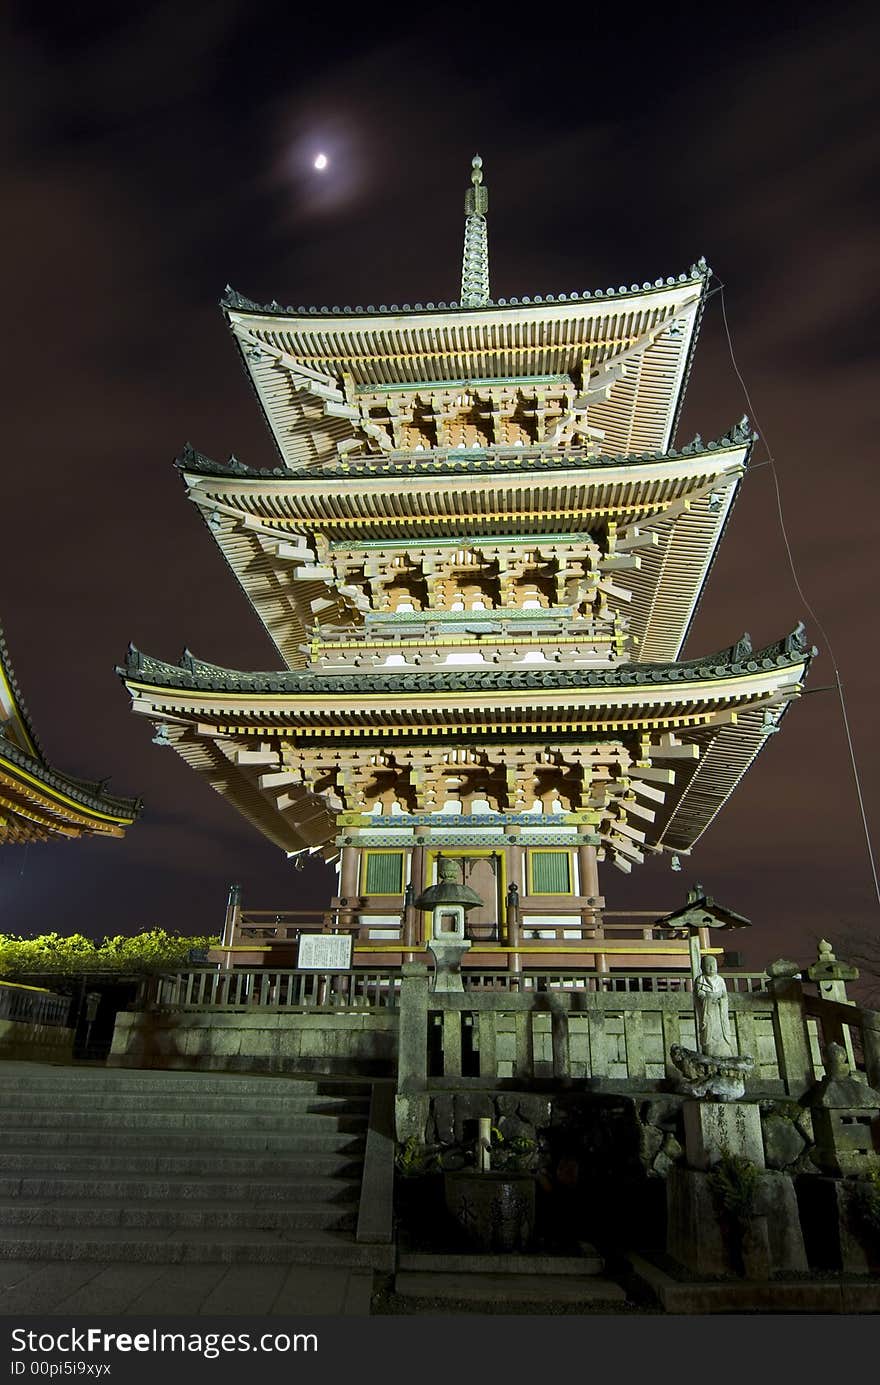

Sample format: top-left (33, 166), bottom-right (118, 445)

top-left (415, 857), bottom-right (483, 992)
top-left (802, 1042), bottom-right (880, 1177)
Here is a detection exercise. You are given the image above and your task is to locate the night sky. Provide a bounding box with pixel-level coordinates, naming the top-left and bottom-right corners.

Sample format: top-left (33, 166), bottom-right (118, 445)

top-left (2, 1), bottom-right (878, 970)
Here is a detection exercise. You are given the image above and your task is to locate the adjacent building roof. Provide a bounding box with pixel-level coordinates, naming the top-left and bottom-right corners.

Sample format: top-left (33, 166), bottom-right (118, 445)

top-left (0, 624), bottom-right (140, 844)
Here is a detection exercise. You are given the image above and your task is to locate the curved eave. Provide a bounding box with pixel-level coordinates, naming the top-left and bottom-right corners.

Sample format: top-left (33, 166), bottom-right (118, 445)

top-left (121, 645), bottom-right (810, 859)
top-left (0, 744), bottom-right (139, 841)
top-left (182, 439), bottom-right (749, 667)
top-left (122, 649), bottom-right (809, 726)
top-left (224, 274), bottom-right (707, 469)
top-left (0, 630), bottom-right (44, 760)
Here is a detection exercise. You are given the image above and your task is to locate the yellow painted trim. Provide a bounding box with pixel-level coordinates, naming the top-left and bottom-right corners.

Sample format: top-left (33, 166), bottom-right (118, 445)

top-left (0, 756), bottom-right (135, 826)
top-left (0, 664), bottom-right (39, 759)
top-left (260, 504), bottom-right (673, 529)
top-left (0, 979), bottom-right (56, 994)
top-left (214, 941), bottom-right (721, 956)
top-left (274, 336), bottom-right (645, 365)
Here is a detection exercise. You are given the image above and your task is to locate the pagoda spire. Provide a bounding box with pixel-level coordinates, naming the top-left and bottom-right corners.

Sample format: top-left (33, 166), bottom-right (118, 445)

top-left (460, 154), bottom-right (490, 308)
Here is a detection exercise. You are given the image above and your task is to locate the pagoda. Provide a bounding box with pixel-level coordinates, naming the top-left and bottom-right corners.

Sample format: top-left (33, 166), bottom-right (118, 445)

top-left (0, 625), bottom-right (139, 843)
top-left (120, 157), bottom-right (812, 971)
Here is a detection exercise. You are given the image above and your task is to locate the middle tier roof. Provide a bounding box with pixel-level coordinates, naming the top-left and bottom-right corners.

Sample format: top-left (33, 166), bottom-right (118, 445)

top-left (180, 427), bottom-right (752, 670)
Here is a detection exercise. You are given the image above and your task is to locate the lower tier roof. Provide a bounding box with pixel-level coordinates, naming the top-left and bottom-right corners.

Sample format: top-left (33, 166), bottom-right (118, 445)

top-left (119, 629), bottom-right (812, 865)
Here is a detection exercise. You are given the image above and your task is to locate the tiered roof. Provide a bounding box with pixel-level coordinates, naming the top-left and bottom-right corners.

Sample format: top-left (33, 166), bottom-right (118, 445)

top-left (120, 156), bottom-right (810, 876)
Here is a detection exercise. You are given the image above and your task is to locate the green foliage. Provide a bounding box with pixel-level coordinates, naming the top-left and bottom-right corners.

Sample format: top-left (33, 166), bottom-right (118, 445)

top-left (0, 930), bottom-right (219, 977)
top-left (395, 1137), bottom-right (440, 1178)
top-left (488, 1129), bottom-right (540, 1173)
top-left (708, 1153), bottom-right (759, 1219)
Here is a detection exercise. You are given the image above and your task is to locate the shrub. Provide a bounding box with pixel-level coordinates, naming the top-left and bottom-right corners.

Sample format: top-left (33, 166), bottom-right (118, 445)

top-left (0, 929), bottom-right (219, 977)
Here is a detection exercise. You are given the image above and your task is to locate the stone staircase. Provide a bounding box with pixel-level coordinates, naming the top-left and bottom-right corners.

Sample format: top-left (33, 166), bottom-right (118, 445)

top-left (0, 1064), bottom-right (391, 1268)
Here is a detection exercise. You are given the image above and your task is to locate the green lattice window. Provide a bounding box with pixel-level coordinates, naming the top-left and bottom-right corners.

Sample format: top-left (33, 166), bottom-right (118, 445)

top-left (530, 851), bottom-right (572, 894)
top-left (363, 852), bottom-right (404, 895)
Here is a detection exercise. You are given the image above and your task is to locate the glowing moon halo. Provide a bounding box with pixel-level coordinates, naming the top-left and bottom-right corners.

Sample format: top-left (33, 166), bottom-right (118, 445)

top-left (314, 153), bottom-right (328, 171)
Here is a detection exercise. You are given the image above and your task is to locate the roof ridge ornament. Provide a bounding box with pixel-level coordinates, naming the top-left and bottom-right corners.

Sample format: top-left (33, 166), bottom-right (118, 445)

top-left (460, 155), bottom-right (490, 308)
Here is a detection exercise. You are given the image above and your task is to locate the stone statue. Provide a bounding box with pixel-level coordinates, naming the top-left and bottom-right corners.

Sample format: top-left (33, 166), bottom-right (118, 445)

top-left (694, 954), bottom-right (735, 1058)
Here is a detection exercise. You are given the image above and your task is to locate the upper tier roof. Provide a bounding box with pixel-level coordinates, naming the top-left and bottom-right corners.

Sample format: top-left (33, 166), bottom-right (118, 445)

top-left (222, 156), bottom-right (709, 470)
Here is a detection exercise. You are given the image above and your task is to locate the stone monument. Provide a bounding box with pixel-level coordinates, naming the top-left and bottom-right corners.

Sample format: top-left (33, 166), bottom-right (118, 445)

top-left (670, 956), bottom-right (754, 1101)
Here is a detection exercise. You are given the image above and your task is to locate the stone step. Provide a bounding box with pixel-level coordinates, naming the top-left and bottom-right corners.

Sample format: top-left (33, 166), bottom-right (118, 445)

top-left (0, 1199), bottom-right (357, 1231)
top-left (0, 1149), bottom-right (363, 1178)
top-left (0, 1091), bottom-right (369, 1115)
top-left (0, 1129), bottom-right (366, 1155)
top-left (0, 1175), bottom-right (361, 1203)
top-left (0, 1109), bottom-right (367, 1133)
top-left (393, 1271), bottom-right (627, 1306)
top-left (0, 1226), bottom-right (394, 1268)
top-left (398, 1249), bottom-right (606, 1276)
top-left (0, 1069), bottom-right (370, 1097)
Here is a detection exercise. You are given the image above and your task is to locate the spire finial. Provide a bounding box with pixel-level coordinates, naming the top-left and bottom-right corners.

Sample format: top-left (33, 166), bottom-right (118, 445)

top-left (461, 153), bottom-right (490, 308)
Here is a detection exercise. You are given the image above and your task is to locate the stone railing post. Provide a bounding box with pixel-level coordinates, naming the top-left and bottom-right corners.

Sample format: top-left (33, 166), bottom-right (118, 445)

top-left (766, 967), bottom-right (813, 1096)
top-left (395, 962), bottom-right (430, 1142)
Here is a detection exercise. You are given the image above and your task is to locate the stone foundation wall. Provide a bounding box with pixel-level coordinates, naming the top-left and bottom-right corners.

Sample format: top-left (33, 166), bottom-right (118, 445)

top-left (399, 1088), bottom-right (818, 1180)
top-left (0, 1018), bottom-right (74, 1063)
top-left (109, 1008), bottom-right (398, 1075)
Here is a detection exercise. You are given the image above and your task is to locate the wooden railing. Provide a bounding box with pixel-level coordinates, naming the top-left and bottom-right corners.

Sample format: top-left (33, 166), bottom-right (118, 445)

top-left (227, 906), bottom-right (704, 961)
top-left (148, 968), bottom-right (399, 1011)
top-left (0, 981), bottom-right (71, 1028)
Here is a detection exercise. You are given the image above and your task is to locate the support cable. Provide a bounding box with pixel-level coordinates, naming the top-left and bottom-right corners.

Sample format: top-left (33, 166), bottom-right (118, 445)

top-left (714, 277), bottom-right (880, 912)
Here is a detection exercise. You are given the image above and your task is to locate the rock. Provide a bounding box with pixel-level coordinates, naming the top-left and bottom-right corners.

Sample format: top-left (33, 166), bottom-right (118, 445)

top-left (638, 1123), bottom-right (664, 1168)
top-left (652, 1134), bottom-right (683, 1179)
top-left (753, 1170), bottom-right (808, 1272)
top-left (661, 1133), bottom-right (683, 1161)
top-left (641, 1097), bottom-right (683, 1132)
top-left (517, 1095), bottom-right (552, 1127)
top-left (432, 1094), bottom-right (455, 1145)
top-left (452, 1092), bottom-right (495, 1143)
top-left (439, 1150), bottom-right (467, 1171)
top-left (762, 1112), bottom-right (806, 1170)
top-left (498, 1115), bottom-right (535, 1145)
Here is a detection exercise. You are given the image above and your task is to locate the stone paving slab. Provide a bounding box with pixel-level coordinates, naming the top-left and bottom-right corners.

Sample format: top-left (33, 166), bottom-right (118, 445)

top-left (0, 1261), bottom-right (375, 1316)
top-left (118, 1265), bottom-right (232, 1314)
top-left (196, 1265), bottom-right (292, 1315)
top-left (394, 1271), bottom-right (627, 1304)
top-left (0, 1263), bottom-right (106, 1314)
top-left (50, 1265), bottom-right (172, 1315)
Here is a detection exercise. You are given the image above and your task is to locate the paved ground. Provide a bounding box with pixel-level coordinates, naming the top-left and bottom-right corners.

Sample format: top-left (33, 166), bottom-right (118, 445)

top-left (0, 1261), bottom-right (374, 1316)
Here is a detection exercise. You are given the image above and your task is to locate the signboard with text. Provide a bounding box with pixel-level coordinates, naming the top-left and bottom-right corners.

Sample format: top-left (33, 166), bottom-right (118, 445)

top-left (297, 933), bottom-right (353, 971)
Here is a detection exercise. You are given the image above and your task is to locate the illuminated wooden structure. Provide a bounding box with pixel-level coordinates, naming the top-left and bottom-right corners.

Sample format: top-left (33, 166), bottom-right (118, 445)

top-left (0, 626), bottom-right (138, 843)
top-left (120, 157), bottom-right (811, 969)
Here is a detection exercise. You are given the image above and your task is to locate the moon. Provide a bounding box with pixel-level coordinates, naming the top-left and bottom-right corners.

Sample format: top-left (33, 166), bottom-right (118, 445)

top-left (314, 153), bottom-right (328, 171)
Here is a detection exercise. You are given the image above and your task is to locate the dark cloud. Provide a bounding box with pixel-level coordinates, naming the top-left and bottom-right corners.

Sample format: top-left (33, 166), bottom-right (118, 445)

top-left (1, 1), bottom-right (877, 967)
